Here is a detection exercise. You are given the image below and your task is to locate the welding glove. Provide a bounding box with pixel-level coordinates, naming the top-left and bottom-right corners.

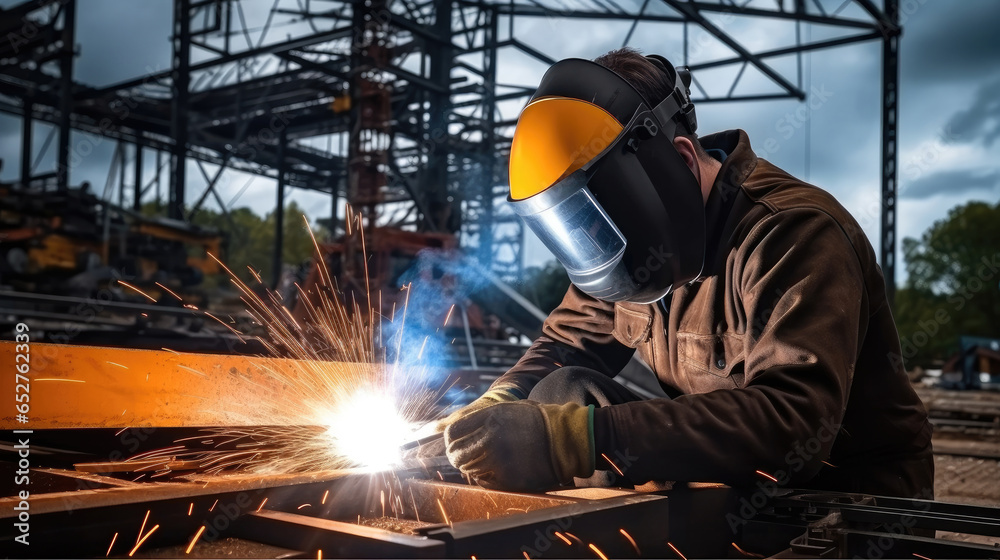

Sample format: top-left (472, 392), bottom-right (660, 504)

top-left (444, 401), bottom-right (595, 492)
top-left (434, 386), bottom-right (523, 433)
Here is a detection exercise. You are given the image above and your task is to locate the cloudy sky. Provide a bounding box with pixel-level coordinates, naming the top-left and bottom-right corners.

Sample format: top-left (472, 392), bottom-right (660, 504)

top-left (1, 0), bottom-right (997, 285)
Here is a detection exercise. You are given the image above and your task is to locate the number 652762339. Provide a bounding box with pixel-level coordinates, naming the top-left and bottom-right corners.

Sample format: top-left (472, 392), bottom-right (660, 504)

top-left (14, 322), bottom-right (30, 421)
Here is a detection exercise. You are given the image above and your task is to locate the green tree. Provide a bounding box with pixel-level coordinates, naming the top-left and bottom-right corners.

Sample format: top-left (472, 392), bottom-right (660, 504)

top-left (896, 201), bottom-right (1000, 367)
top-left (265, 201), bottom-right (323, 271)
top-left (141, 200), bottom-right (324, 286)
top-left (518, 260), bottom-right (571, 313)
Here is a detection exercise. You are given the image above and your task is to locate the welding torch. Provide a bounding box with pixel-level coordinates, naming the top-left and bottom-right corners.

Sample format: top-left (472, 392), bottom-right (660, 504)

top-left (400, 432), bottom-right (444, 451)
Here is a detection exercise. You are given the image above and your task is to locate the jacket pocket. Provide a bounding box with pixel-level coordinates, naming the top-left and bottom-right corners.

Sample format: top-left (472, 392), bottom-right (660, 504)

top-left (612, 304), bottom-right (653, 348)
top-left (677, 332), bottom-right (745, 381)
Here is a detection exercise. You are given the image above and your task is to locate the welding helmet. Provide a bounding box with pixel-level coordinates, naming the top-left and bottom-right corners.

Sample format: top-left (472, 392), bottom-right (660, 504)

top-left (508, 56), bottom-right (703, 303)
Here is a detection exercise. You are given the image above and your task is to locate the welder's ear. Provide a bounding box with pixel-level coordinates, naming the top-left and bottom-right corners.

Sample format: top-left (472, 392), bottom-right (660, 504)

top-left (671, 136), bottom-right (700, 178)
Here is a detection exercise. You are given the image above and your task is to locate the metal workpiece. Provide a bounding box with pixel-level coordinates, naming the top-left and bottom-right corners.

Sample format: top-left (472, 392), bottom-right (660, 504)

top-left (0, 340), bottom-right (384, 428)
top-left (422, 489), bottom-right (672, 559)
top-left (3, 459), bottom-right (1000, 558)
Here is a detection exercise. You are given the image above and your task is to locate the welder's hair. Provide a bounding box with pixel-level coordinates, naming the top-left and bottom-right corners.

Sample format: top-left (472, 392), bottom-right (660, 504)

top-left (594, 48), bottom-right (703, 147)
top-left (594, 47), bottom-right (674, 109)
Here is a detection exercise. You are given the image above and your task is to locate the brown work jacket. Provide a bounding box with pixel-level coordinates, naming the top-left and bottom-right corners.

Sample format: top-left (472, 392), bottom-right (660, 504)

top-left (498, 129), bottom-right (933, 498)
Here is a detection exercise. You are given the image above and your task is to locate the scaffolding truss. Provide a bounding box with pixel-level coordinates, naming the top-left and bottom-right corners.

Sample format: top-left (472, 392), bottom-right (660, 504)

top-left (0, 0), bottom-right (900, 290)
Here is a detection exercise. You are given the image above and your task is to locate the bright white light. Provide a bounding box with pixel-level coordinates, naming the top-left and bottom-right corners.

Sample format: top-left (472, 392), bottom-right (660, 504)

top-left (323, 389), bottom-right (415, 471)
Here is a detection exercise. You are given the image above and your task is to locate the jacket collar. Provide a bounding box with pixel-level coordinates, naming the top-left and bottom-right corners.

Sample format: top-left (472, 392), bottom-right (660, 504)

top-left (697, 129), bottom-right (758, 280)
top-left (702, 129), bottom-right (758, 188)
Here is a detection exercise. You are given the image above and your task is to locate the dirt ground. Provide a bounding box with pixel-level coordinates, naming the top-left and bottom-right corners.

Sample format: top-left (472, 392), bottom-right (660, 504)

top-left (934, 454), bottom-right (1000, 506)
top-left (917, 385), bottom-right (1000, 545)
top-left (921, 385), bottom-right (1000, 507)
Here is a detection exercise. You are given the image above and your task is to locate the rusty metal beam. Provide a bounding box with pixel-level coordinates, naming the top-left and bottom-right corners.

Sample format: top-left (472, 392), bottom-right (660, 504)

top-left (0, 341), bottom-right (369, 429)
top-left (235, 509), bottom-right (447, 557)
top-left (404, 479), bottom-right (575, 524)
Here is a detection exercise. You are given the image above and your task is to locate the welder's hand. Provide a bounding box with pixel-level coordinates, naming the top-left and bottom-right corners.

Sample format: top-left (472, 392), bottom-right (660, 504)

top-left (444, 401), bottom-right (595, 492)
top-left (434, 387), bottom-right (522, 433)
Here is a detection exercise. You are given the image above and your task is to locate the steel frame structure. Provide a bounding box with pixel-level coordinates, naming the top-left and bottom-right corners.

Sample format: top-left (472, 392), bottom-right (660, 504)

top-left (0, 0), bottom-right (900, 291)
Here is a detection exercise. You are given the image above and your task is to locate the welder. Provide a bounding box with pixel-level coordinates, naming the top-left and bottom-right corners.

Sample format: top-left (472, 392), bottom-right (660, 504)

top-left (438, 48), bottom-right (934, 499)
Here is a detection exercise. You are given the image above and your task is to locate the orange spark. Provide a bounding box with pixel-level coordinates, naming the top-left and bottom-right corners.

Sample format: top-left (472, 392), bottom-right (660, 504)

top-left (731, 542), bottom-right (764, 558)
top-left (177, 365), bottom-right (207, 377)
top-left (522, 552), bottom-right (530, 560)
top-left (136, 510), bottom-right (150, 545)
top-left (248, 266), bottom-right (263, 284)
top-left (106, 361), bottom-right (129, 369)
top-left (755, 470), bottom-right (778, 483)
top-left (317, 549), bottom-right (323, 560)
top-left (444, 304), bottom-right (456, 327)
top-left (34, 378), bottom-right (84, 383)
top-left (821, 460), bottom-right (837, 468)
top-left (912, 555), bottom-right (932, 560)
top-left (588, 543), bottom-right (609, 560)
top-left (115, 427), bottom-right (129, 436)
top-left (564, 532), bottom-right (583, 545)
top-left (620, 528), bottom-right (640, 555)
top-left (155, 282), bottom-right (183, 301)
top-left (119, 281), bottom-right (157, 302)
top-left (554, 532), bottom-right (572, 546)
top-left (437, 498), bottom-right (451, 526)
top-left (256, 498), bottom-right (268, 512)
top-left (204, 311), bottom-right (245, 339)
top-left (321, 490), bottom-right (329, 505)
top-left (298, 503), bottom-right (312, 510)
top-left (667, 541), bottom-right (687, 560)
top-left (209, 499), bottom-right (218, 511)
top-left (106, 532), bottom-right (118, 557)
top-left (187, 502), bottom-right (193, 516)
top-left (601, 453), bottom-right (624, 476)
top-left (129, 524), bottom-right (159, 557)
top-left (185, 526), bottom-right (206, 555)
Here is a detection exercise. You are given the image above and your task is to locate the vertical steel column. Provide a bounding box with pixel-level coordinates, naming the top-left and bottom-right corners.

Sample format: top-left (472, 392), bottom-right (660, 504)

top-left (118, 141), bottom-right (126, 206)
top-left (478, 7), bottom-right (498, 264)
top-left (272, 128), bottom-right (287, 288)
top-left (155, 150), bottom-right (163, 210)
top-left (344, 0), bottom-right (365, 285)
top-left (133, 140), bottom-right (143, 211)
top-left (880, 0), bottom-right (900, 305)
top-left (56, 0), bottom-right (76, 191)
top-left (20, 98), bottom-right (32, 187)
top-left (170, 0), bottom-right (191, 220)
top-left (425, 0), bottom-right (453, 231)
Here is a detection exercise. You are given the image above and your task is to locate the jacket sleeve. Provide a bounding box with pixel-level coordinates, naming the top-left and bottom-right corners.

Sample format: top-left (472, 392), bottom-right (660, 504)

top-left (595, 208), bottom-right (866, 486)
top-left (491, 285), bottom-right (636, 398)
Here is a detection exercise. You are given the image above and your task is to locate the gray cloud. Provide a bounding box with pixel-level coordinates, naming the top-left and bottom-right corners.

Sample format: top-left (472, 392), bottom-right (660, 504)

top-left (902, 0), bottom-right (1000, 83)
top-left (944, 74), bottom-right (1000, 147)
top-left (901, 169), bottom-right (1000, 200)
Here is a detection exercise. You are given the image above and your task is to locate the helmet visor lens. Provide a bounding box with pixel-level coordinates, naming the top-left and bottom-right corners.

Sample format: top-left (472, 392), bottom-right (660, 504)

top-left (509, 96), bottom-right (624, 201)
top-left (516, 176), bottom-right (626, 275)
